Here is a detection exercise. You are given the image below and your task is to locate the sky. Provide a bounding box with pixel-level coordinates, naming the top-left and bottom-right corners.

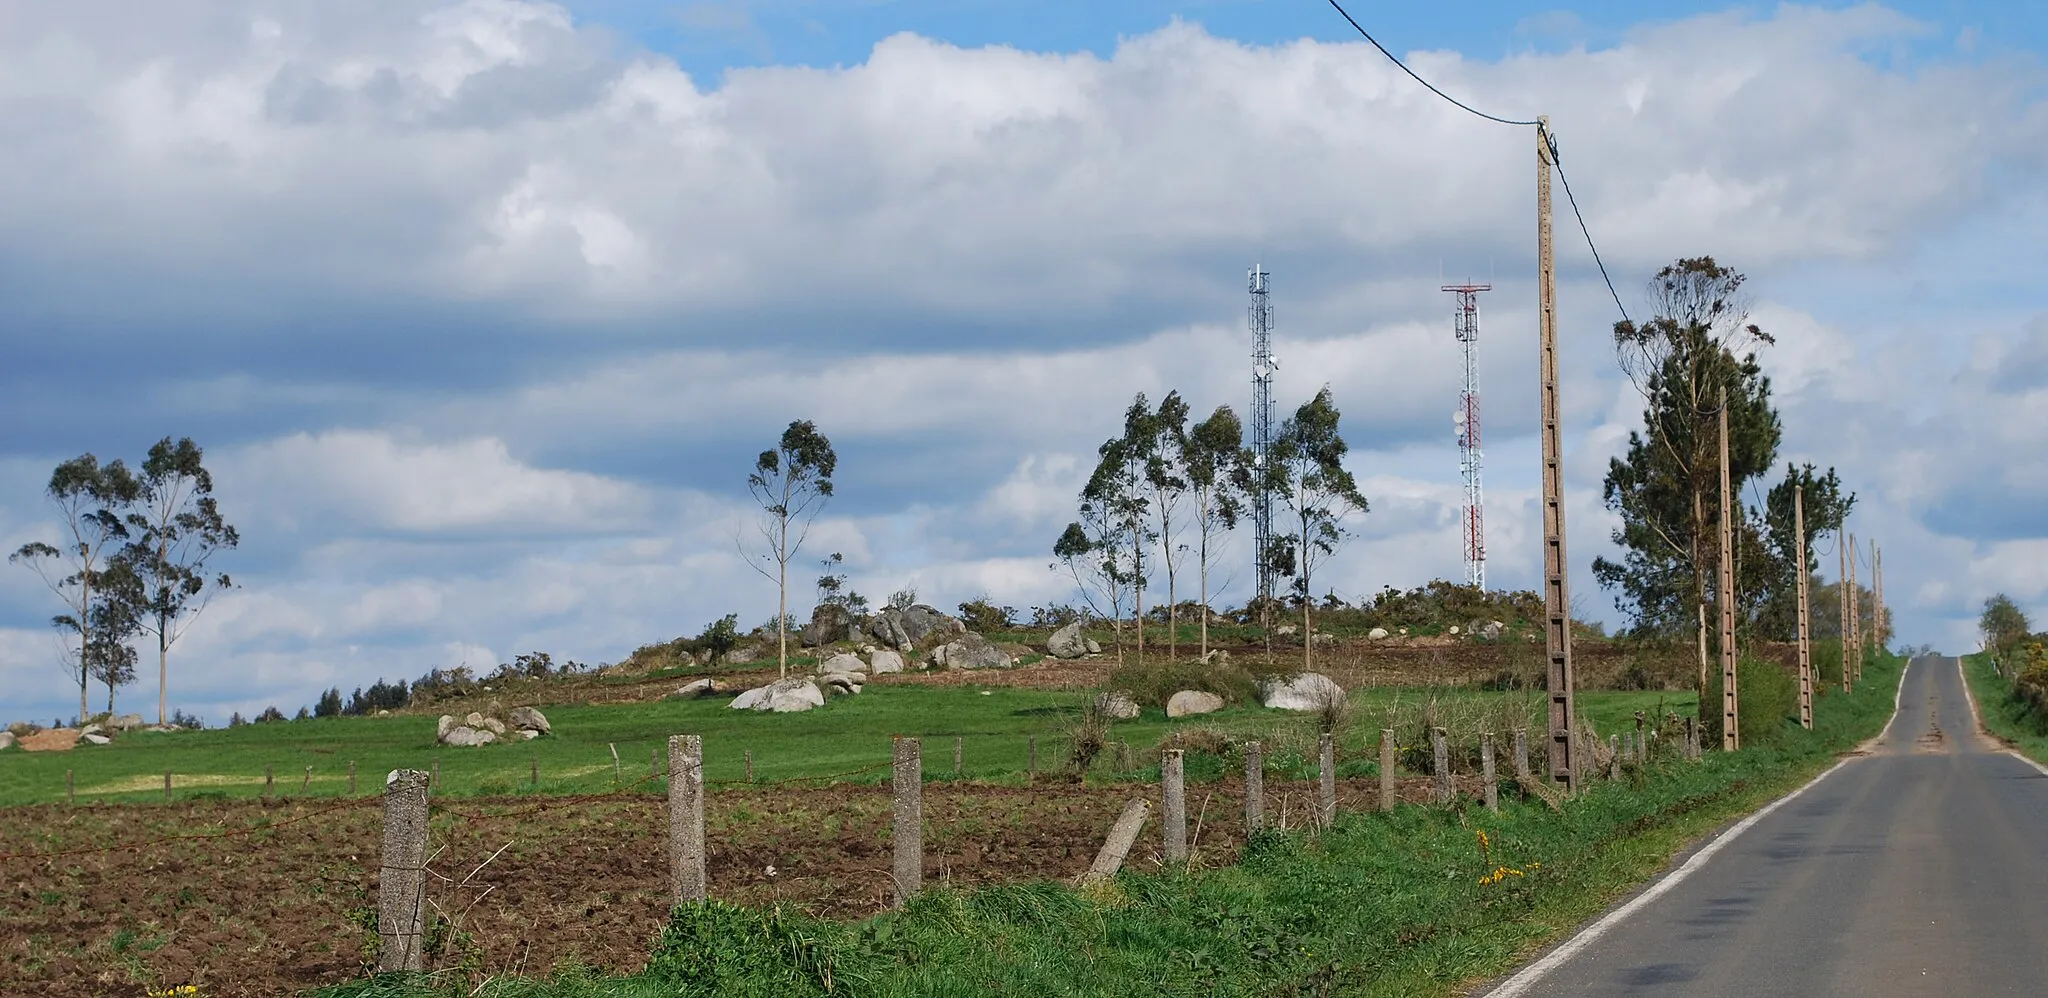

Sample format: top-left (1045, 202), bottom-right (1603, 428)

top-left (1, 1), bottom-right (2045, 725)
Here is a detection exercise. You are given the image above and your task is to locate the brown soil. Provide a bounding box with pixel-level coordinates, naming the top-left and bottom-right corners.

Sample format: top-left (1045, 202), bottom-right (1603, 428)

top-left (0, 772), bottom-right (1481, 996)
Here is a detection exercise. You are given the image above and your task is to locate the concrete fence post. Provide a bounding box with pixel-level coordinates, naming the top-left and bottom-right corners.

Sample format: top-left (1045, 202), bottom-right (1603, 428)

top-left (164, 771), bottom-right (172, 803)
top-left (1028, 736), bottom-right (1038, 782)
top-left (1318, 732), bottom-right (1336, 827)
top-left (1162, 748), bottom-right (1187, 863)
top-left (302, 766), bottom-right (313, 795)
top-left (609, 742), bottom-right (622, 784)
top-left (430, 760), bottom-right (439, 790)
top-left (1081, 799), bottom-right (1151, 884)
top-left (1481, 733), bottom-right (1499, 813)
top-left (668, 735), bottom-right (706, 903)
top-left (1685, 717), bottom-right (1699, 760)
top-left (892, 736), bottom-right (922, 907)
top-left (1608, 735), bottom-right (1620, 780)
top-left (1513, 728), bottom-right (1531, 783)
top-left (377, 769), bottom-right (430, 973)
top-left (529, 756), bottom-right (538, 790)
top-left (954, 735), bottom-right (963, 778)
top-left (66, 768), bottom-right (74, 805)
top-left (1244, 740), bottom-right (1265, 833)
top-left (745, 750), bottom-right (753, 783)
top-left (350, 760), bottom-right (358, 796)
top-left (651, 746), bottom-right (659, 778)
top-left (1431, 727), bottom-right (1452, 804)
top-left (1379, 729), bottom-right (1396, 812)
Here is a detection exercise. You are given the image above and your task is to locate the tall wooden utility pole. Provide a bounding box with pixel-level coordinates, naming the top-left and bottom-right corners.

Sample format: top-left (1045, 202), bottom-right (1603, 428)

top-left (1849, 533), bottom-right (1862, 683)
top-left (1717, 389), bottom-right (1739, 752)
top-left (1536, 117), bottom-right (1577, 793)
top-left (1839, 532), bottom-right (1853, 694)
top-left (1795, 487), bottom-right (1813, 730)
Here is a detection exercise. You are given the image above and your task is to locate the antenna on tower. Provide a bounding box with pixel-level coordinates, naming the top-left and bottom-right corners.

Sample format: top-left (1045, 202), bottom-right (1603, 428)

top-left (1442, 281), bottom-right (1491, 589)
top-left (1250, 264), bottom-right (1277, 604)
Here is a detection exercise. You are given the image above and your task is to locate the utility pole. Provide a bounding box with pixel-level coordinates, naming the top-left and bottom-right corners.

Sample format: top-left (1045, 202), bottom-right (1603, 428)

top-left (1874, 542), bottom-right (1884, 655)
top-left (1839, 533), bottom-right (1852, 694)
top-left (1537, 117), bottom-right (1577, 792)
top-left (1718, 389), bottom-right (1738, 752)
top-left (1795, 487), bottom-right (1813, 730)
top-left (1849, 533), bottom-right (1862, 683)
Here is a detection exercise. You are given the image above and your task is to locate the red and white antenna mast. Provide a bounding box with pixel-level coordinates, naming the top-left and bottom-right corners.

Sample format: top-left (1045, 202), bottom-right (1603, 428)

top-left (1442, 282), bottom-right (1491, 589)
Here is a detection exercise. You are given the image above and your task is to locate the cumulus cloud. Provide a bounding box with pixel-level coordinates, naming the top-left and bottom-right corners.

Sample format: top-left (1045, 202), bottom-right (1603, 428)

top-left (0, 2), bottom-right (2043, 721)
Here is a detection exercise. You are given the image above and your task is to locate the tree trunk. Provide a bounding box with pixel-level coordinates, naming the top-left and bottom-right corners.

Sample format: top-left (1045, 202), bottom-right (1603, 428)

top-left (1302, 571), bottom-right (1313, 674)
top-left (78, 574), bottom-right (91, 725)
top-left (159, 620), bottom-right (170, 727)
top-left (1132, 518), bottom-right (1145, 666)
top-left (777, 513), bottom-right (789, 680)
top-left (1198, 491), bottom-right (1210, 660)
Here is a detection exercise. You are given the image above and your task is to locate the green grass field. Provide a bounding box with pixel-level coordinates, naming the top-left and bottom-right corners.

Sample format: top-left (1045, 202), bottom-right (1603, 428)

top-left (0, 683), bottom-right (1692, 807)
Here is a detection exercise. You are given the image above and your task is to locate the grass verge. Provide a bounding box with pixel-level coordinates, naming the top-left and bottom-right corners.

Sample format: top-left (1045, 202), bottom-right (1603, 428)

top-left (310, 653), bottom-right (1903, 998)
top-left (1961, 652), bottom-right (2048, 765)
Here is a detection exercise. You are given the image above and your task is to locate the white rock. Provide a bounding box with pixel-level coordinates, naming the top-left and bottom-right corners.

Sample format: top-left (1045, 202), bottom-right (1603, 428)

top-left (1448, 626), bottom-right (1461, 636)
top-left (110, 713), bottom-right (146, 731)
top-left (731, 677), bottom-right (827, 713)
top-left (1260, 673), bottom-right (1347, 712)
top-left (1047, 622), bottom-right (1090, 659)
top-left (1202, 649), bottom-right (1232, 665)
top-left (937, 632), bottom-right (1013, 670)
top-left (509, 706), bottom-right (551, 734)
top-left (480, 717), bottom-right (507, 735)
top-left (1166, 690), bottom-right (1226, 718)
top-left (1093, 691), bottom-right (1141, 720)
top-left (727, 686), bottom-right (771, 710)
top-left (818, 652), bottom-right (865, 675)
top-left (1275, 624), bottom-right (1298, 638)
top-left (676, 678), bottom-right (718, 699)
top-left (520, 729), bottom-right (541, 740)
top-left (869, 649), bottom-right (905, 674)
top-left (437, 715), bottom-right (457, 741)
top-left (0, 731), bottom-right (15, 750)
top-left (821, 673), bottom-right (864, 696)
top-left (1368, 627), bottom-right (1390, 640)
top-left (1310, 632), bottom-right (1337, 648)
top-left (1085, 639), bottom-right (1102, 654)
top-left (442, 726), bottom-right (489, 747)
top-left (80, 723), bottom-right (104, 737)
top-left (465, 711), bottom-right (487, 728)
top-left (82, 732), bottom-right (111, 745)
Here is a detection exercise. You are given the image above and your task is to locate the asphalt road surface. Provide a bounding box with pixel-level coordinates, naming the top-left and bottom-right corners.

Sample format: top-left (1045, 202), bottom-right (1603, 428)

top-left (1485, 655), bottom-right (2048, 998)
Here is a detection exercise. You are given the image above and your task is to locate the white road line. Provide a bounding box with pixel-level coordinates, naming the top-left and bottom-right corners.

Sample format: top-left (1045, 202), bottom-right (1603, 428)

top-left (1481, 658), bottom-right (1912, 998)
top-left (1957, 655), bottom-right (2048, 777)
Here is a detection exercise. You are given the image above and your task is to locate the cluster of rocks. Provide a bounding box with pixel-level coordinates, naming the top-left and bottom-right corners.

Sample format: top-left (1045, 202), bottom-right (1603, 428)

top-left (727, 653), bottom-right (877, 714)
top-left (1047, 622), bottom-right (1103, 660)
top-left (75, 714), bottom-right (154, 746)
top-left (1090, 688), bottom-right (1228, 720)
top-left (437, 706), bottom-right (550, 747)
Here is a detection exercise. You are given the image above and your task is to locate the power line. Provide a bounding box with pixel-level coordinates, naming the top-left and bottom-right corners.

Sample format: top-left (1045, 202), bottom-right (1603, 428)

top-left (1321, 0), bottom-right (1538, 127)
top-left (1321, 0), bottom-right (1634, 326)
top-left (1553, 148), bottom-right (1632, 326)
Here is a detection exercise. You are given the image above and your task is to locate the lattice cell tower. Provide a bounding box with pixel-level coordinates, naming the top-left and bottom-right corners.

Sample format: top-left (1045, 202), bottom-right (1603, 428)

top-left (1249, 265), bottom-right (1278, 603)
top-left (1443, 282), bottom-right (1491, 590)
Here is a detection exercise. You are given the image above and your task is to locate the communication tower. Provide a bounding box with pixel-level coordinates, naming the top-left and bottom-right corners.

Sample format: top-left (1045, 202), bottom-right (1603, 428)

top-left (1443, 282), bottom-right (1491, 589)
top-left (1250, 266), bottom-right (1277, 602)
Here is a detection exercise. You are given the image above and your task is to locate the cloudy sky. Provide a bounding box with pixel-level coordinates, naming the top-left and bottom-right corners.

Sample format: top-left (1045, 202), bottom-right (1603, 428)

top-left (2, 1), bottom-right (2044, 724)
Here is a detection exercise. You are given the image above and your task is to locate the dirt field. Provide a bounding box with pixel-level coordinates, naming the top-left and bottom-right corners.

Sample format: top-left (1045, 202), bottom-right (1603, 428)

top-left (0, 771), bottom-right (1486, 996)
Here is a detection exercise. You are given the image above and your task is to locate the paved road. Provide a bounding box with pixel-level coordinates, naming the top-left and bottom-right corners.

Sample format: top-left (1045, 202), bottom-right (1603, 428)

top-left (1487, 655), bottom-right (2048, 997)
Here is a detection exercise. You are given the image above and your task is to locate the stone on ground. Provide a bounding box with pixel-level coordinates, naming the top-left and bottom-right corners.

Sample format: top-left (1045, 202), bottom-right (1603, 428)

top-left (1166, 690), bottom-right (1226, 718)
top-left (1274, 624), bottom-right (1298, 638)
top-left (442, 726), bottom-right (492, 747)
top-left (1368, 627), bottom-right (1390, 640)
top-left (1047, 621), bottom-right (1090, 659)
top-left (730, 677), bottom-right (828, 713)
top-left (934, 632), bottom-right (1013, 670)
top-left (1260, 673), bottom-right (1347, 712)
top-left (0, 731), bottom-right (14, 751)
top-left (1093, 690), bottom-right (1141, 720)
top-left (869, 649), bottom-right (905, 674)
top-left (817, 652), bottom-right (865, 675)
top-left (802, 604), bottom-right (854, 647)
top-left (81, 732), bottom-right (111, 745)
top-left (509, 706), bottom-right (550, 734)
top-left (675, 678), bottom-right (718, 699)
top-left (436, 715), bottom-right (457, 741)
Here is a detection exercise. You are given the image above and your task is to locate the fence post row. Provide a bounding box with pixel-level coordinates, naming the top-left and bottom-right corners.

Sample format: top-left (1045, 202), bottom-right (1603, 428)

top-left (1163, 748), bottom-right (1187, 863)
top-left (1244, 740), bottom-right (1265, 833)
top-left (378, 769), bottom-right (431, 973)
top-left (892, 736), bottom-right (922, 908)
top-left (1379, 729), bottom-right (1396, 812)
top-left (669, 735), bottom-right (706, 903)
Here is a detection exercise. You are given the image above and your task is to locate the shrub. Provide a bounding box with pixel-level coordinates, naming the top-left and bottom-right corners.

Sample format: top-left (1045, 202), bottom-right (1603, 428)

top-left (644, 900), bottom-right (860, 996)
top-left (957, 598), bottom-right (1016, 633)
top-left (1702, 657), bottom-right (1800, 748)
top-left (1106, 657), bottom-right (1279, 708)
top-left (314, 688), bottom-right (344, 718)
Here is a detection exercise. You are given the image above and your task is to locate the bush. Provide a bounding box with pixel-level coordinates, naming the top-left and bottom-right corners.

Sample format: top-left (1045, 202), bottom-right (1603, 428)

top-left (644, 900), bottom-right (859, 996)
top-left (1702, 657), bottom-right (1800, 748)
top-left (314, 688), bottom-right (344, 718)
top-left (1107, 657), bottom-right (1280, 709)
top-left (696, 614), bottom-right (741, 662)
top-left (957, 598), bottom-right (1016, 633)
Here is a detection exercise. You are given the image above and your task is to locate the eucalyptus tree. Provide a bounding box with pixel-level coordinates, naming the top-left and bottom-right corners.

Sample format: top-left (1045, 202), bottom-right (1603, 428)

top-left (745, 420), bottom-right (837, 678)
top-left (119, 437), bottom-right (238, 726)
top-left (10, 454), bottom-right (141, 722)
top-left (1267, 387), bottom-right (1368, 670)
top-left (1141, 391), bottom-right (1191, 660)
top-left (1184, 404), bottom-right (1247, 659)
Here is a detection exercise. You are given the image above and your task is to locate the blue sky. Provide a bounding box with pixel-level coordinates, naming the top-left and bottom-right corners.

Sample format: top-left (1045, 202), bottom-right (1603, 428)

top-left (0, 0), bottom-right (2044, 726)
